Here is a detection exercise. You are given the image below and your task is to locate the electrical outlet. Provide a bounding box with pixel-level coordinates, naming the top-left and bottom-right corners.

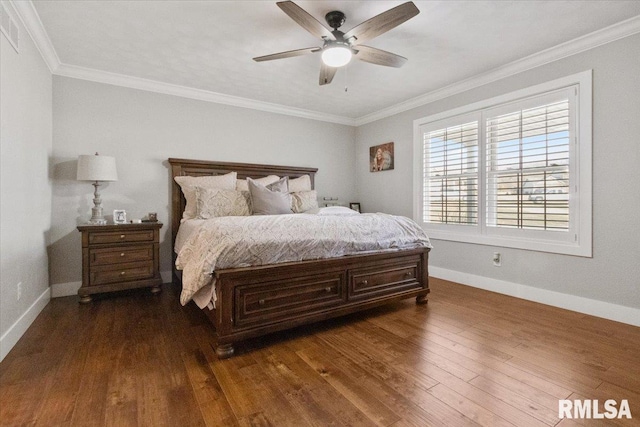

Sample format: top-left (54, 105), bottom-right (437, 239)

top-left (17, 282), bottom-right (22, 300)
top-left (493, 252), bottom-right (501, 267)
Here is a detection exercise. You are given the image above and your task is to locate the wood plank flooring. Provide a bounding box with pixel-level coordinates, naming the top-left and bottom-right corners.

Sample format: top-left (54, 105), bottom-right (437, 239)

top-left (1, 278), bottom-right (639, 426)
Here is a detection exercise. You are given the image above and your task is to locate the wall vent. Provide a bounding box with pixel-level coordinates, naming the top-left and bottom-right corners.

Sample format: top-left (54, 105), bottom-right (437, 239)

top-left (0, 2), bottom-right (19, 53)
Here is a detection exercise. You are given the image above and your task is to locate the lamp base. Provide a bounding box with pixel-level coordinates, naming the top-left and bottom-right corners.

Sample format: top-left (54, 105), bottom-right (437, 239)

top-left (88, 218), bottom-right (107, 225)
top-left (87, 182), bottom-right (107, 225)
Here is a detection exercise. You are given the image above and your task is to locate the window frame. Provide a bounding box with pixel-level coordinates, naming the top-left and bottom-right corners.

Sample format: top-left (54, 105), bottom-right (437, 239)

top-left (413, 70), bottom-right (592, 257)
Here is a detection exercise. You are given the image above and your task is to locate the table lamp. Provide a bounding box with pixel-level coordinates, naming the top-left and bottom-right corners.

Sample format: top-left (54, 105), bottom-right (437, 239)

top-left (77, 153), bottom-right (118, 225)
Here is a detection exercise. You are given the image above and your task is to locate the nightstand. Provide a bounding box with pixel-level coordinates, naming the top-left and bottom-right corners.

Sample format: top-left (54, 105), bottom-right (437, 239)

top-left (77, 222), bottom-right (163, 303)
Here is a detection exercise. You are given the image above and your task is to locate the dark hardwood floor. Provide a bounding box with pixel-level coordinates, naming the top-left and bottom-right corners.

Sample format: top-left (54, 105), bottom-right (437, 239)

top-left (1, 278), bottom-right (639, 426)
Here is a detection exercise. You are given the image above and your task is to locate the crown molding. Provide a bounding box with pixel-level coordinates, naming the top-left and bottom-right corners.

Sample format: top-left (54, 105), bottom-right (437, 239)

top-left (354, 14), bottom-right (640, 126)
top-left (7, 0), bottom-right (59, 72)
top-left (54, 63), bottom-right (356, 126)
top-left (11, 0), bottom-right (640, 127)
top-left (9, 0), bottom-right (353, 126)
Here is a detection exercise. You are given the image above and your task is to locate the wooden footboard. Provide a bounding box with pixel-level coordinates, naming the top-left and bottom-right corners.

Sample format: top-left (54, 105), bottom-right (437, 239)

top-left (205, 247), bottom-right (429, 358)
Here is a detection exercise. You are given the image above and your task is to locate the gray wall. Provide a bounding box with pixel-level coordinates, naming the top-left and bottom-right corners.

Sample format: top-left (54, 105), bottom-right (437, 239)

top-left (0, 15), bottom-right (53, 352)
top-left (355, 33), bottom-right (640, 309)
top-left (50, 76), bottom-right (356, 288)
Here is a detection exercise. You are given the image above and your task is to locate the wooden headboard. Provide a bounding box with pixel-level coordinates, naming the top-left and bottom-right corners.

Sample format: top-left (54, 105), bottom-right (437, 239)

top-left (168, 158), bottom-right (318, 271)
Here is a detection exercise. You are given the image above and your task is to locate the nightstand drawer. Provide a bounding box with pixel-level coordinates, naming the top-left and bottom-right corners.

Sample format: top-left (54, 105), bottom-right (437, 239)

top-left (88, 230), bottom-right (155, 245)
top-left (89, 245), bottom-right (154, 265)
top-left (90, 262), bottom-right (155, 286)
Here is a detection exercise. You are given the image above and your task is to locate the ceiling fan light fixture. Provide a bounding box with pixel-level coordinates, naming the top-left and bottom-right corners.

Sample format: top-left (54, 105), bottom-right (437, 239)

top-left (257, 1), bottom-right (420, 84)
top-left (321, 45), bottom-right (352, 67)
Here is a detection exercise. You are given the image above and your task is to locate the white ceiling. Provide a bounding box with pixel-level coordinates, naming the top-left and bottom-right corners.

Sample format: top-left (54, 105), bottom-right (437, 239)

top-left (25, 1), bottom-right (640, 123)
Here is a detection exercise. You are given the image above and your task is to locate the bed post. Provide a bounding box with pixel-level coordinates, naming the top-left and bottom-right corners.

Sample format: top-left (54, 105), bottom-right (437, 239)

top-left (170, 161), bottom-right (184, 286)
top-left (416, 248), bottom-right (430, 304)
top-left (216, 343), bottom-right (234, 359)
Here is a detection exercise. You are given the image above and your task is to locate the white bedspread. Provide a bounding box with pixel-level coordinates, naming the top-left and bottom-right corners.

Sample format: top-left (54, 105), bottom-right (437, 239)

top-left (175, 212), bottom-right (432, 307)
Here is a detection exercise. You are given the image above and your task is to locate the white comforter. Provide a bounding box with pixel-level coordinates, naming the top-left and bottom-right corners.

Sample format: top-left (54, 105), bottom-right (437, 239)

top-left (175, 212), bottom-right (431, 307)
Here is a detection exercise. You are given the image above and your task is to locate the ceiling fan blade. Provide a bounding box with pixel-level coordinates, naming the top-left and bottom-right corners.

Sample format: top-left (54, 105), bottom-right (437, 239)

top-left (319, 63), bottom-right (337, 85)
top-left (344, 2), bottom-right (419, 45)
top-left (277, 1), bottom-right (335, 41)
top-left (354, 45), bottom-right (407, 68)
top-left (253, 47), bottom-right (319, 62)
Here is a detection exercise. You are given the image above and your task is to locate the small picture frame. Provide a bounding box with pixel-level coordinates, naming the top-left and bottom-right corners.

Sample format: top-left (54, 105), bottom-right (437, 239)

top-left (349, 202), bottom-right (361, 213)
top-left (113, 209), bottom-right (127, 224)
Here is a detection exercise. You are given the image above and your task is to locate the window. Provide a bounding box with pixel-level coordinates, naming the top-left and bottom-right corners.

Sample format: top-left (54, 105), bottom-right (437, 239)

top-left (413, 71), bottom-right (592, 256)
top-left (423, 120), bottom-right (478, 225)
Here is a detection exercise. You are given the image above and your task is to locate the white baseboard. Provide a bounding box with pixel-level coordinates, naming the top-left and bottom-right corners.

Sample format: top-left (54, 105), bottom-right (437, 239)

top-left (51, 270), bottom-right (174, 298)
top-left (429, 267), bottom-right (640, 327)
top-left (0, 287), bottom-right (51, 362)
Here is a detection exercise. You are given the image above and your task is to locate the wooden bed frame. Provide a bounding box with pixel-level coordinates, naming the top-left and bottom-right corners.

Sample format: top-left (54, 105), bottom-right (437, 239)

top-left (169, 158), bottom-right (430, 358)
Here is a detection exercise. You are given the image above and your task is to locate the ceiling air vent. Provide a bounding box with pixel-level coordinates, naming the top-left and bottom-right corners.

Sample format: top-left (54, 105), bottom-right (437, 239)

top-left (0, 2), bottom-right (19, 53)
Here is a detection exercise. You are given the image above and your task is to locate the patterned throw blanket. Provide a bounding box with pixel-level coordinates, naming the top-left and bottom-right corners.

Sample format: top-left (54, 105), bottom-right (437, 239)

top-left (176, 213), bottom-right (431, 307)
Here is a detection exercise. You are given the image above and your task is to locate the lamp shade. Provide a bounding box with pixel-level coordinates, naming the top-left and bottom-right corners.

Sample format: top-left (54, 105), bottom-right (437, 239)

top-left (77, 154), bottom-right (118, 182)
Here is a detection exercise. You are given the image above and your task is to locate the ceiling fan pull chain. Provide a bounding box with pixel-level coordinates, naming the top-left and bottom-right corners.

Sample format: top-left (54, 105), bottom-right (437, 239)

top-left (344, 63), bottom-right (348, 93)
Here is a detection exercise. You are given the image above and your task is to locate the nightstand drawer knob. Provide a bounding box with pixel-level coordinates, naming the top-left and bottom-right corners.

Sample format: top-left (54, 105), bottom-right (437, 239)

top-left (120, 252), bottom-right (125, 257)
top-left (259, 299), bottom-right (265, 306)
top-left (362, 280), bottom-right (368, 286)
top-left (325, 287), bottom-right (332, 293)
top-left (120, 234), bottom-right (126, 239)
top-left (120, 271), bottom-right (126, 276)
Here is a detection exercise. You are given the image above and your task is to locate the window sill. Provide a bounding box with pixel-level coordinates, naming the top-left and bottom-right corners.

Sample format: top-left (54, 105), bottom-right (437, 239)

top-left (424, 227), bottom-right (592, 257)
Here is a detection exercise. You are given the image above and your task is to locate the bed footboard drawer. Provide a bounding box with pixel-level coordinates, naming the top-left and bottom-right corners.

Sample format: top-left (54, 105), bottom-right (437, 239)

top-left (234, 272), bottom-right (346, 327)
top-left (349, 257), bottom-right (422, 301)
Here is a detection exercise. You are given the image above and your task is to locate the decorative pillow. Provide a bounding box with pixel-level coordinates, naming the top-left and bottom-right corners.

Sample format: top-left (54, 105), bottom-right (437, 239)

top-left (175, 172), bottom-right (237, 222)
top-left (266, 176), bottom-right (289, 192)
top-left (288, 175), bottom-right (312, 193)
top-left (195, 187), bottom-right (251, 218)
top-left (236, 175), bottom-right (280, 192)
top-left (247, 177), bottom-right (292, 215)
top-left (291, 190), bottom-right (318, 213)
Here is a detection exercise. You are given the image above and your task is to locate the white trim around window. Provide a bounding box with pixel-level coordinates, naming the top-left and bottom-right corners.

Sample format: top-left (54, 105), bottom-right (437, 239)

top-left (413, 70), bottom-right (592, 257)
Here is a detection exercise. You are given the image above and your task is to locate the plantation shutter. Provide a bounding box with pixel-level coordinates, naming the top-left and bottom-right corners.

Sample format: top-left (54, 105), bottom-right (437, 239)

top-left (423, 121), bottom-right (479, 225)
top-left (485, 98), bottom-right (571, 230)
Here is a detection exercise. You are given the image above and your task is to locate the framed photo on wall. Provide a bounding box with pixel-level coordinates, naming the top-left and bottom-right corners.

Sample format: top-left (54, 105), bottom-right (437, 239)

top-left (370, 142), bottom-right (394, 172)
top-left (349, 202), bottom-right (361, 213)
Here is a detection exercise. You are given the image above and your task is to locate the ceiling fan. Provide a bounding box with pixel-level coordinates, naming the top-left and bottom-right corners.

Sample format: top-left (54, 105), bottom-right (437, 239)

top-left (253, 1), bottom-right (420, 85)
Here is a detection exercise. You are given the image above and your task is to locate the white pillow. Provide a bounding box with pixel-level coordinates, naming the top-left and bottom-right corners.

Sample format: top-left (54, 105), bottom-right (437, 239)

top-left (248, 177), bottom-right (292, 215)
top-left (291, 190), bottom-right (318, 213)
top-left (175, 172), bottom-right (237, 222)
top-left (236, 175), bottom-right (280, 192)
top-left (288, 175), bottom-right (312, 193)
top-left (306, 206), bottom-right (360, 216)
top-left (195, 187), bottom-right (251, 218)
